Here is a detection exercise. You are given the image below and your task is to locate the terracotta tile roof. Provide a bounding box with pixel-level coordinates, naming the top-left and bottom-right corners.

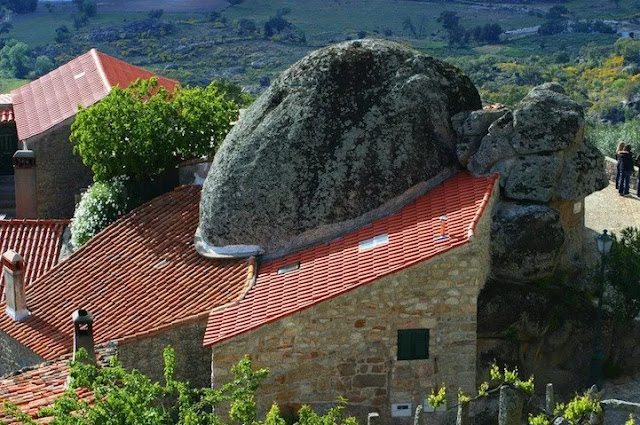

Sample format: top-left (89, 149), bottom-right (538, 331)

top-left (11, 49), bottom-right (179, 141)
top-left (0, 219), bottom-right (68, 298)
top-left (0, 357), bottom-right (87, 424)
top-left (0, 348), bottom-right (113, 424)
top-left (0, 186), bottom-right (250, 360)
top-left (203, 172), bottom-right (498, 347)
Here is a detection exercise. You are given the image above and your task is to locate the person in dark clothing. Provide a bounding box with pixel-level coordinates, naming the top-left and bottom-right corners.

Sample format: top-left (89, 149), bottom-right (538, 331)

top-left (616, 141), bottom-right (626, 190)
top-left (618, 145), bottom-right (634, 196)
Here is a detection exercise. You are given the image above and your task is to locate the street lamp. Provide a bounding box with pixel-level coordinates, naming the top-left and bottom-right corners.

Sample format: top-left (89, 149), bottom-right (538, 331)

top-left (590, 229), bottom-right (613, 389)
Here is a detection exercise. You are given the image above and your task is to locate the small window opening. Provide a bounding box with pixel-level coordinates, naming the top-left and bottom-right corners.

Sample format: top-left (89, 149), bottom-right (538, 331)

top-left (358, 233), bottom-right (389, 252)
top-left (73, 72), bottom-right (86, 79)
top-left (278, 262), bottom-right (300, 275)
top-left (397, 329), bottom-right (430, 360)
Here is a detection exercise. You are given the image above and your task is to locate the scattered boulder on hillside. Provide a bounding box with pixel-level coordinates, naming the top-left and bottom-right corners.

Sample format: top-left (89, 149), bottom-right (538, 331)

top-left (199, 39), bottom-right (480, 255)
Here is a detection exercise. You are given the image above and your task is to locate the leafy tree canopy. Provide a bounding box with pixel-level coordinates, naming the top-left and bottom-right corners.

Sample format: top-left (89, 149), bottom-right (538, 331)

top-left (0, 0), bottom-right (36, 14)
top-left (70, 78), bottom-right (239, 182)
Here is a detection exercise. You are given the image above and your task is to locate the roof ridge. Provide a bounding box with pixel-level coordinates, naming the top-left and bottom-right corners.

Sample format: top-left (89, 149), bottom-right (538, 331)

top-left (467, 173), bottom-right (499, 239)
top-left (90, 48), bottom-right (112, 92)
top-left (0, 219), bottom-right (70, 225)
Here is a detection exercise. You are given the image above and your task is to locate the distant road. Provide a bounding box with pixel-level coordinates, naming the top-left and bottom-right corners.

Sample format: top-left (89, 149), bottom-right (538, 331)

top-left (96, 0), bottom-right (228, 12)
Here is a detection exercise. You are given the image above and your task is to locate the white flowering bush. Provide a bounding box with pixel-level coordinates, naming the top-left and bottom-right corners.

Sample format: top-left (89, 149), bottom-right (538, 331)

top-left (70, 176), bottom-right (133, 248)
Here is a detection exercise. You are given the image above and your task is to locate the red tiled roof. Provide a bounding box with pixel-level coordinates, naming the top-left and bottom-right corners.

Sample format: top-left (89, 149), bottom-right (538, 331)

top-left (0, 186), bottom-right (250, 360)
top-left (0, 348), bottom-right (113, 424)
top-left (0, 220), bottom-right (68, 298)
top-left (0, 357), bottom-right (87, 424)
top-left (11, 49), bottom-right (179, 141)
top-left (0, 106), bottom-right (14, 123)
top-left (203, 172), bottom-right (498, 347)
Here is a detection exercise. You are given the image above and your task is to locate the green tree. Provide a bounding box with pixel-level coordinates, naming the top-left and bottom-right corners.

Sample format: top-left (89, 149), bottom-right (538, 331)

top-left (33, 55), bottom-right (53, 76)
top-left (605, 227), bottom-right (640, 324)
top-left (0, 39), bottom-right (31, 78)
top-left (54, 25), bottom-right (71, 44)
top-left (437, 11), bottom-right (466, 46)
top-left (70, 78), bottom-right (238, 182)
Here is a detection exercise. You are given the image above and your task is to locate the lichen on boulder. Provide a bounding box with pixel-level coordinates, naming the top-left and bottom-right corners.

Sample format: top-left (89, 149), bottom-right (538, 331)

top-left (199, 40), bottom-right (480, 255)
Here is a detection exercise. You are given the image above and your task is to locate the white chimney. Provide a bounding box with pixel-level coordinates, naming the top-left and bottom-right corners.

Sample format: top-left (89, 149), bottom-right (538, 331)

top-left (3, 249), bottom-right (29, 321)
top-left (72, 309), bottom-right (96, 363)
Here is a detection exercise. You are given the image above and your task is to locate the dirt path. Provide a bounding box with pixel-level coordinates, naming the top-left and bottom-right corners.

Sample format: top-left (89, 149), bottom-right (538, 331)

top-left (585, 183), bottom-right (640, 237)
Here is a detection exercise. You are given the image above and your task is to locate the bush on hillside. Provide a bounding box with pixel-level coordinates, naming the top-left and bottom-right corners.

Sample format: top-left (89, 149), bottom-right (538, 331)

top-left (70, 177), bottom-right (135, 248)
top-left (587, 120), bottom-right (640, 156)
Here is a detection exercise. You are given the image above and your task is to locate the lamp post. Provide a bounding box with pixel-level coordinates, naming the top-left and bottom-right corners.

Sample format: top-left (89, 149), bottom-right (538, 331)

top-left (590, 229), bottom-right (613, 389)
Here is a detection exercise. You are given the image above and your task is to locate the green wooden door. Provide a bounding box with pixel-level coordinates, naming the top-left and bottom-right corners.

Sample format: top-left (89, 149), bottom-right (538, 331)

top-left (0, 125), bottom-right (18, 175)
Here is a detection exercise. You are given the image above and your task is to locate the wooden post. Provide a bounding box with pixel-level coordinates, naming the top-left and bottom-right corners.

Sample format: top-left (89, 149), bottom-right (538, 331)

top-left (499, 386), bottom-right (523, 425)
top-left (546, 383), bottom-right (555, 414)
top-left (413, 404), bottom-right (424, 425)
top-left (457, 402), bottom-right (470, 425)
top-left (367, 412), bottom-right (380, 425)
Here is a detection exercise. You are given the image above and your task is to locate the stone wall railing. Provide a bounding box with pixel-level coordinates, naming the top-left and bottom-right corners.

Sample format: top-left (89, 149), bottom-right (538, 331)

top-left (605, 156), bottom-right (639, 192)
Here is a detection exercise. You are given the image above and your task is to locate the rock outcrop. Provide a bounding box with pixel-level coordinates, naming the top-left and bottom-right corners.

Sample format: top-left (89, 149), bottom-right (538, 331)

top-left (457, 82), bottom-right (608, 282)
top-left (199, 40), bottom-right (481, 255)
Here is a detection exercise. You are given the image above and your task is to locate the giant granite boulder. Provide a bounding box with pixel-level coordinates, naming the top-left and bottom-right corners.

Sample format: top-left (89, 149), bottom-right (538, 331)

top-left (460, 83), bottom-right (607, 282)
top-left (199, 40), bottom-right (481, 255)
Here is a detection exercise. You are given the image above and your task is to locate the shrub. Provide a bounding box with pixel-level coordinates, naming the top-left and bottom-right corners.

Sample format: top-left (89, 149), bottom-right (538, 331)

top-left (70, 176), bottom-right (135, 248)
top-left (1, 347), bottom-right (359, 425)
top-left (587, 120), bottom-right (640, 156)
top-left (54, 25), bottom-right (71, 44)
top-left (70, 78), bottom-right (238, 182)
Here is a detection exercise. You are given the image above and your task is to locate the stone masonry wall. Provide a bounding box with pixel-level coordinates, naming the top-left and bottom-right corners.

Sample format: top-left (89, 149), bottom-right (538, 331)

top-left (0, 330), bottom-right (43, 376)
top-left (117, 319), bottom-right (211, 388)
top-left (26, 118), bottom-right (93, 219)
top-left (210, 186), bottom-right (496, 424)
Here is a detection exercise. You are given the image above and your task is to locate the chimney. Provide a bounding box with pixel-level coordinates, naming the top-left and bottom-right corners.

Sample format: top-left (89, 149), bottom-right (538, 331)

top-left (13, 149), bottom-right (37, 219)
top-left (72, 309), bottom-right (96, 363)
top-left (3, 249), bottom-right (29, 321)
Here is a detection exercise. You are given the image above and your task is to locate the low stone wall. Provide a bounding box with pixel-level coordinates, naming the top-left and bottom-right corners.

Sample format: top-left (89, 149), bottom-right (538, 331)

top-left (605, 156), bottom-right (639, 192)
top-left (210, 190), bottom-right (495, 424)
top-left (0, 330), bottom-right (43, 376)
top-left (26, 118), bottom-right (93, 219)
top-left (117, 319), bottom-right (211, 388)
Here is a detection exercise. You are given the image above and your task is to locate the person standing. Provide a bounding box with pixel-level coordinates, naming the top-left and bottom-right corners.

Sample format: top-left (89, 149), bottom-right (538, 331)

top-left (616, 141), bottom-right (626, 190)
top-left (619, 144), bottom-right (634, 196)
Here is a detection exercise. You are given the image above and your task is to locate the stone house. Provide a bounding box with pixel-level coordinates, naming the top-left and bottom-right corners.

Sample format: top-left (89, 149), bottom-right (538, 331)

top-left (9, 49), bottom-right (178, 219)
top-left (204, 172), bottom-right (498, 423)
top-left (0, 172), bottom-right (497, 424)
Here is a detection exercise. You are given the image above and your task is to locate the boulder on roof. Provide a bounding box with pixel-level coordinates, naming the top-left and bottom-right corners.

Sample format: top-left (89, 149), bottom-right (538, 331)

top-left (198, 40), bottom-right (481, 256)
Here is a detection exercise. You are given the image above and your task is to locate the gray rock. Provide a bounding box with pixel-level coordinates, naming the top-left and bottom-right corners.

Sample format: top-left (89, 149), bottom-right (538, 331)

top-left (468, 134), bottom-right (516, 175)
top-left (504, 154), bottom-right (563, 202)
top-left (199, 40), bottom-right (480, 254)
top-left (455, 109), bottom-right (508, 137)
top-left (456, 136), bottom-right (482, 167)
top-left (554, 142), bottom-right (609, 200)
top-left (488, 110), bottom-right (514, 137)
top-left (491, 202), bottom-right (565, 282)
top-left (510, 87), bottom-right (584, 155)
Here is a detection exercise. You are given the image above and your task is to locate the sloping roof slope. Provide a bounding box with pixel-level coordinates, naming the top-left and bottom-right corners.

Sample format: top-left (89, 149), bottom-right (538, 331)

top-left (204, 172), bottom-right (498, 347)
top-left (0, 186), bottom-right (250, 360)
top-left (11, 49), bottom-right (179, 141)
top-left (0, 219), bottom-right (68, 297)
top-left (0, 347), bottom-right (113, 424)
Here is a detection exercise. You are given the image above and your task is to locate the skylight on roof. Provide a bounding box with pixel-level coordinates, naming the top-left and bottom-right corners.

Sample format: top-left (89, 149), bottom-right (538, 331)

top-left (73, 72), bottom-right (86, 80)
top-left (358, 233), bottom-right (389, 252)
top-left (278, 262), bottom-right (300, 275)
